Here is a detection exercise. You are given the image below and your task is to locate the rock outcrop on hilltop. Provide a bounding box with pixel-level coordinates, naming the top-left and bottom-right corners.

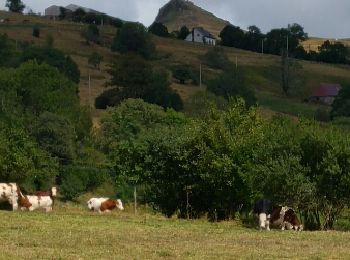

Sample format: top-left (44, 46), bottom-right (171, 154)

top-left (154, 0), bottom-right (229, 37)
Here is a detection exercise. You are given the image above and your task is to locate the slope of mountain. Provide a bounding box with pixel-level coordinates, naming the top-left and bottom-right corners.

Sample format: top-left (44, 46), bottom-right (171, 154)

top-left (154, 0), bottom-right (229, 37)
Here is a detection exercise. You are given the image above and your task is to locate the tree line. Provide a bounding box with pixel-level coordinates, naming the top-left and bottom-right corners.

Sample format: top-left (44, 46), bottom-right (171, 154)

top-left (147, 21), bottom-right (349, 65)
top-left (0, 33), bottom-right (109, 199)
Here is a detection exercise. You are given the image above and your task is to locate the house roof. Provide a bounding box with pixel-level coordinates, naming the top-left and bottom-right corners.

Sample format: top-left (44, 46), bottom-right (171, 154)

top-left (193, 27), bottom-right (216, 39)
top-left (65, 4), bottom-right (103, 14)
top-left (311, 83), bottom-right (341, 97)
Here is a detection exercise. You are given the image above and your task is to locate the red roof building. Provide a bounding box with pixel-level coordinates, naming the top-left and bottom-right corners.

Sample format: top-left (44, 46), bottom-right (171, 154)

top-left (310, 83), bottom-right (341, 105)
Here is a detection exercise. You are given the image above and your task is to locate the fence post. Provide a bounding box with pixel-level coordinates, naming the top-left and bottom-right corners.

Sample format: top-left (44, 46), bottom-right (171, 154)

top-left (134, 186), bottom-right (137, 215)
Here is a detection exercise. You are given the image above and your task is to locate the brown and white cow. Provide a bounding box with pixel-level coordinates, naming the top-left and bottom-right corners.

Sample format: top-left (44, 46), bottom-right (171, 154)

top-left (0, 183), bottom-right (19, 210)
top-left (270, 206), bottom-right (303, 231)
top-left (87, 198), bottom-right (124, 213)
top-left (18, 190), bottom-right (54, 212)
top-left (33, 187), bottom-right (57, 197)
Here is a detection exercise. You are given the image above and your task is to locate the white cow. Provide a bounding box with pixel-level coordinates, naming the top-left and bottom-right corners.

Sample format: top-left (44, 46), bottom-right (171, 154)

top-left (18, 191), bottom-right (53, 212)
top-left (0, 183), bottom-right (19, 210)
top-left (87, 197), bottom-right (124, 213)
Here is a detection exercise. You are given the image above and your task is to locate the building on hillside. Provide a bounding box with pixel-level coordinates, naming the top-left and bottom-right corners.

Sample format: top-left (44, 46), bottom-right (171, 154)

top-left (65, 4), bottom-right (103, 15)
top-left (45, 5), bottom-right (62, 17)
top-left (309, 83), bottom-right (341, 105)
top-left (185, 27), bottom-right (216, 46)
top-left (45, 4), bottom-right (103, 18)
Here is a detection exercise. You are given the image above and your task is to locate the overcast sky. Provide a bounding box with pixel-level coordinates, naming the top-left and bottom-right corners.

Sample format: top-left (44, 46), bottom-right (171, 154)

top-left (1, 0), bottom-right (349, 38)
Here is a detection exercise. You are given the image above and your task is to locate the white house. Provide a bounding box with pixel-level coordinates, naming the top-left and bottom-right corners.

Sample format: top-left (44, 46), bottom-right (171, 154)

top-left (185, 27), bottom-right (216, 46)
top-left (45, 5), bottom-right (61, 17)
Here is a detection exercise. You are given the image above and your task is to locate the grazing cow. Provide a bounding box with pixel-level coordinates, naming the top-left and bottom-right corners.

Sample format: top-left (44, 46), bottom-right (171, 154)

top-left (33, 186), bottom-right (57, 197)
top-left (18, 191), bottom-right (53, 212)
top-left (270, 206), bottom-right (303, 231)
top-left (0, 183), bottom-right (19, 210)
top-left (253, 199), bottom-right (273, 231)
top-left (87, 198), bottom-right (124, 213)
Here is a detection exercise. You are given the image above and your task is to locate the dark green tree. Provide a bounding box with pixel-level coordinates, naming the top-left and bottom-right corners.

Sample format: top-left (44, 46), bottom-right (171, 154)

top-left (318, 40), bottom-right (348, 64)
top-left (5, 0), bottom-right (25, 13)
top-left (172, 65), bottom-right (192, 84)
top-left (111, 22), bottom-right (155, 59)
top-left (207, 68), bottom-right (256, 107)
top-left (97, 54), bottom-right (183, 110)
top-left (88, 52), bottom-right (103, 69)
top-left (32, 26), bottom-right (40, 38)
top-left (84, 24), bottom-right (100, 43)
top-left (219, 25), bottom-right (245, 48)
top-left (148, 22), bottom-right (169, 37)
top-left (178, 26), bottom-right (190, 40)
top-left (20, 46), bottom-right (80, 83)
top-left (331, 85), bottom-right (350, 118)
top-left (30, 112), bottom-right (76, 164)
top-left (245, 25), bottom-right (263, 52)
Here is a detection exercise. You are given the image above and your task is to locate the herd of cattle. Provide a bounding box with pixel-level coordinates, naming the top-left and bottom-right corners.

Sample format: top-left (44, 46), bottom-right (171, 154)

top-left (0, 183), bottom-right (124, 213)
top-left (1, 183), bottom-right (302, 231)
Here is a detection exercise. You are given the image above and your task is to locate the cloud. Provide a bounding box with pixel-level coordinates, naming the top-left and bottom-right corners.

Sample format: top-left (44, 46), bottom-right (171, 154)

top-left (0, 0), bottom-right (349, 38)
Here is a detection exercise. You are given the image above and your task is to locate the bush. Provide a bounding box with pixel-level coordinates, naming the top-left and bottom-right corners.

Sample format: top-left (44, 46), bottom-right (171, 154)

top-left (314, 108), bottom-right (330, 122)
top-left (83, 24), bottom-right (100, 44)
top-left (111, 22), bottom-right (155, 59)
top-left (32, 26), bottom-right (40, 38)
top-left (148, 22), bottom-right (169, 37)
top-left (202, 46), bottom-right (231, 70)
top-left (172, 65), bottom-right (192, 84)
top-left (95, 88), bottom-right (121, 109)
top-left (60, 165), bottom-right (110, 200)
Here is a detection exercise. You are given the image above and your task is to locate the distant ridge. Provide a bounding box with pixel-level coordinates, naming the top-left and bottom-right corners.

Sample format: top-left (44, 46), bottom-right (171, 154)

top-left (154, 0), bottom-right (230, 37)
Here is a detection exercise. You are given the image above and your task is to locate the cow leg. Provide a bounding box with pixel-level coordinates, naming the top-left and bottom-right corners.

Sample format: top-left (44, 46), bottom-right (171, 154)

top-left (266, 214), bottom-right (271, 231)
top-left (281, 221), bottom-right (286, 230)
top-left (259, 213), bottom-right (267, 230)
top-left (12, 202), bottom-right (18, 211)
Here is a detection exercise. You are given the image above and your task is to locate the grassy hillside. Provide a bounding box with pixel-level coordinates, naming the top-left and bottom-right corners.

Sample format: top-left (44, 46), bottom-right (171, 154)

top-left (154, 0), bottom-right (229, 37)
top-left (1, 204), bottom-right (350, 259)
top-left (302, 37), bottom-right (350, 52)
top-left (1, 10), bottom-right (350, 122)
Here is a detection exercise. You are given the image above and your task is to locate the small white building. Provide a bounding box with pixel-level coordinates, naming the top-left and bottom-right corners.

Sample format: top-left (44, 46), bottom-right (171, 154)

top-left (45, 5), bottom-right (61, 17)
top-left (185, 27), bottom-right (216, 46)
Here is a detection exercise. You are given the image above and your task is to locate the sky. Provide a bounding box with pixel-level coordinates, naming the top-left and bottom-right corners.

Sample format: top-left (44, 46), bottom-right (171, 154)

top-left (1, 0), bottom-right (349, 39)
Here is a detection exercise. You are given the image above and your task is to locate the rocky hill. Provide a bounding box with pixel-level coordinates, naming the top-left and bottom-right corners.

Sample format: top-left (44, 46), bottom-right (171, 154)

top-left (154, 0), bottom-right (229, 37)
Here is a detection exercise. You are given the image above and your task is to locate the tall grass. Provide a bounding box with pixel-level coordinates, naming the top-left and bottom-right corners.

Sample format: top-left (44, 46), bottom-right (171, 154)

top-left (1, 203), bottom-right (350, 259)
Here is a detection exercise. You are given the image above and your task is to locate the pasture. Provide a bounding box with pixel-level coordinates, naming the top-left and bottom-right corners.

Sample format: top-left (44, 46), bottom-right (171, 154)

top-left (1, 203), bottom-right (350, 259)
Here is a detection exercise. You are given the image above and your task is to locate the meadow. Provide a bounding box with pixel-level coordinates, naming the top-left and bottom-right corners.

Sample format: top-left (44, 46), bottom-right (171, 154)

top-left (1, 203), bottom-right (350, 259)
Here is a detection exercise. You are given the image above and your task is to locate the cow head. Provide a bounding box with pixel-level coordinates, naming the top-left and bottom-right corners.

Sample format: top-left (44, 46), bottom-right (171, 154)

top-left (115, 199), bottom-right (124, 210)
top-left (284, 209), bottom-right (303, 231)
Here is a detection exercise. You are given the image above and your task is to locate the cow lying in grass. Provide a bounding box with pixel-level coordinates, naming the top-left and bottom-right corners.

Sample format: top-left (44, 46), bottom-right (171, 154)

top-left (87, 198), bottom-right (124, 213)
top-left (0, 183), bottom-right (19, 210)
top-left (18, 188), bottom-right (56, 212)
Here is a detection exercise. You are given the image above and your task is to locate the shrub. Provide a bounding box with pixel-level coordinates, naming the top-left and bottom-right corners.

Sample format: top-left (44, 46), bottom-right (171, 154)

top-left (172, 65), bottom-right (192, 84)
top-left (60, 165), bottom-right (110, 200)
top-left (95, 88), bottom-right (121, 109)
top-left (32, 26), bottom-right (40, 38)
top-left (148, 22), bottom-right (169, 37)
top-left (202, 46), bottom-right (231, 70)
top-left (111, 22), bottom-right (155, 59)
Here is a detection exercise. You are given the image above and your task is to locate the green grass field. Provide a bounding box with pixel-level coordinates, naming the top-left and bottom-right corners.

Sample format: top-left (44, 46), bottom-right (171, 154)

top-left (1, 203), bottom-right (350, 259)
